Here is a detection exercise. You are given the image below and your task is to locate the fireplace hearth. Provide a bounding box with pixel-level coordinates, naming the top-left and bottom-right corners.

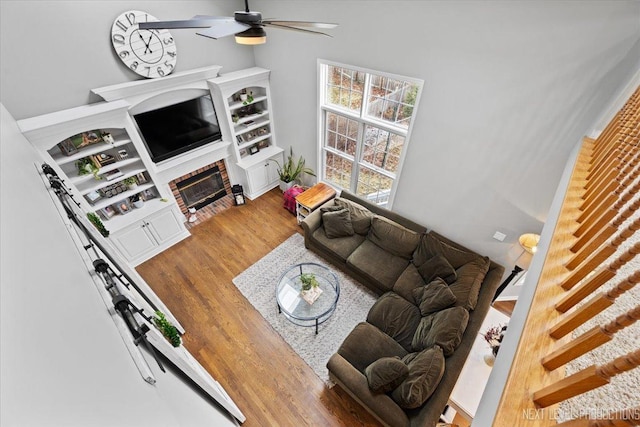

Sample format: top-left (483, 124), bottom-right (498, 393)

top-left (169, 160), bottom-right (234, 227)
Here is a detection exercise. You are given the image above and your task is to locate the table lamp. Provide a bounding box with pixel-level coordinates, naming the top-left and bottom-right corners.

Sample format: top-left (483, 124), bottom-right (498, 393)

top-left (492, 233), bottom-right (540, 302)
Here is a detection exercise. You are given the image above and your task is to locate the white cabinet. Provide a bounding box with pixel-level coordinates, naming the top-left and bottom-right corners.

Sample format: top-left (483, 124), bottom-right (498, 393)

top-left (111, 206), bottom-right (186, 264)
top-left (246, 157), bottom-right (279, 196)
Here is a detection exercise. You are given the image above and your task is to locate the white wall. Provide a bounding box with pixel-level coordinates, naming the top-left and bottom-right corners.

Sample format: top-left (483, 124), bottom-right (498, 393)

top-left (0, 103), bottom-right (238, 427)
top-left (252, 0), bottom-right (640, 270)
top-left (0, 0), bottom-right (256, 120)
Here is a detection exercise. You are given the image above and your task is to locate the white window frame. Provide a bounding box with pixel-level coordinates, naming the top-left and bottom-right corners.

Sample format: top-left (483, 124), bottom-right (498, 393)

top-left (317, 59), bottom-right (424, 208)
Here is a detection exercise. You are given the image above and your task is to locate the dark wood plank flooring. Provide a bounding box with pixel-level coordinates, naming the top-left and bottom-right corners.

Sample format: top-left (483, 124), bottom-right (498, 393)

top-left (136, 188), bottom-right (381, 427)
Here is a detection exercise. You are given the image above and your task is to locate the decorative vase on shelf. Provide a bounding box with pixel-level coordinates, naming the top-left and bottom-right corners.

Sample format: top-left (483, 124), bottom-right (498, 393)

top-left (133, 200), bottom-right (144, 209)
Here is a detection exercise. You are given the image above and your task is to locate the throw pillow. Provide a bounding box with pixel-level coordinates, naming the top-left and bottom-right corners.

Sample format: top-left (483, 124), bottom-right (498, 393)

top-left (449, 256), bottom-right (490, 310)
top-left (364, 356), bottom-right (409, 393)
top-left (411, 306), bottom-right (469, 355)
top-left (322, 208), bottom-right (355, 238)
top-left (412, 278), bottom-right (457, 316)
top-left (334, 197), bottom-right (374, 235)
top-left (391, 345), bottom-right (445, 409)
top-left (368, 216), bottom-right (421, 259)
top-left (415, 254), bottom-right (457, 284)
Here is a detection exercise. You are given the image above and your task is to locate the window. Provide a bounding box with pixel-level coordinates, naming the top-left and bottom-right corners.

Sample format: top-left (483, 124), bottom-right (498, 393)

top-left (318, 61), bottom-right (423, 207)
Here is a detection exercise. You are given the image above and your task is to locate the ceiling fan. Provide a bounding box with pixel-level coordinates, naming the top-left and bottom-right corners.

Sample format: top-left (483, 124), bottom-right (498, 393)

top-left (139, 0), bottom-right (338, 45)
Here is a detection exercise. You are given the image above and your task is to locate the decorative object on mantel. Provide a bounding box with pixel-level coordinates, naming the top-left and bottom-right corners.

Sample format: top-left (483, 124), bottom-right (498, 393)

top-left (138, 0), bottom-right (337, 46)
top-left (482, 324), bottom-right (508, 366)
top-left (300, 273), bottom-right (322, 305)
top-left (271, 147), bottom-right (316, 192)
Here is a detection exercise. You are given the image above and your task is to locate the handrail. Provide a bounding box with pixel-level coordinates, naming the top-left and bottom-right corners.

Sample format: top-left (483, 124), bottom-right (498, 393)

top-left (481, 85), bottom-right (640, 426)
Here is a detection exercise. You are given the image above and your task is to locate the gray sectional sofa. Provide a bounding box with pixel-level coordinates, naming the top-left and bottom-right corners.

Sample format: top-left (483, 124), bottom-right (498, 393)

top-left (300, 190), bottom-right (504, 427)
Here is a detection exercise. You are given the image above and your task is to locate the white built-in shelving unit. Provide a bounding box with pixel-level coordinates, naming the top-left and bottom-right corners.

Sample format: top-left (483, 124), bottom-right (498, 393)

top-left (209, 67), bottom-right (284, 199)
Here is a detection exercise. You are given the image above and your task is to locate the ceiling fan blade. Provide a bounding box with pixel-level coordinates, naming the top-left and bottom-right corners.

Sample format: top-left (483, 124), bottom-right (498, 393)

top-left (263, 23), bottom-right (333, 37)
top-left (139, 19), bottom-right (223, 30)
top-left (196, 21), bottom-right (251, 39)
top-left (262, 20), bottom-right (338, 29)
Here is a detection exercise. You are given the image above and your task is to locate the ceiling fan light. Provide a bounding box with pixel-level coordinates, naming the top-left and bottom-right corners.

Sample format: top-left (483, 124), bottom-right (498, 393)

top-left (235, 27), bottom-right (266, 45)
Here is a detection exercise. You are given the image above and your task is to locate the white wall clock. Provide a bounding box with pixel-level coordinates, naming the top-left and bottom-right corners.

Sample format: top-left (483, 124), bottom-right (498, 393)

top-left (111, 10), bottom-right (177, 79)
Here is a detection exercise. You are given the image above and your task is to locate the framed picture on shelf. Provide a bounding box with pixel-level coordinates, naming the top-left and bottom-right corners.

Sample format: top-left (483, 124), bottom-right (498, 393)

top-left (141, 188), bottom-right (156, 200)
top-left (249, 145), bottom-right (260, 155)
top-left (257, 126), bottom-right (268, 136)
top-left (239, 148), bottom-right (248, 157)
top-left (236, 135), bottom-right (244, 145)
top-left (114, 198), bottom-right (132, 215)
top-left (99, 205), bottom-right (116, 219)
top-left (85, 190), bottom-right (103, 204)
top-left (245, 132), bottom-right (255, 142)
top-left (257, 140), bottom-right (269, 149)
top-left (135, 172), bottom-right (147, 184)
top-left (57, 131), bottom-right (103, 156)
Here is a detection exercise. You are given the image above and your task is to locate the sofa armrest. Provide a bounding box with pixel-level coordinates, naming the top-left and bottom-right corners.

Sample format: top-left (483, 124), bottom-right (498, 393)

top-left (328, 353), bottom-right (409, 427)
top-left (300, 199), bottom-right (336, 247)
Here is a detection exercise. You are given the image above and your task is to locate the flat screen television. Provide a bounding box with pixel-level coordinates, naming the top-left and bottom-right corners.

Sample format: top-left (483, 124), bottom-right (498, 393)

top-left (133, 94), bottom-right (222, 163)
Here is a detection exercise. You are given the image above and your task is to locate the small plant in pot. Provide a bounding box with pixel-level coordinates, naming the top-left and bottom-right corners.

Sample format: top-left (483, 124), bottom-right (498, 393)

top-left (300, 273), bottom-right (319, 291)
top-left (271, 147), bottom-right (316, 191)
top-left (123, 176), bottom-right (138, 190)
top-left (300, 273), bottom-right (322, 305)
top-left (75, 157), bottom-right (101, 180)
top-left (130, 193), bottom-right (144, 209)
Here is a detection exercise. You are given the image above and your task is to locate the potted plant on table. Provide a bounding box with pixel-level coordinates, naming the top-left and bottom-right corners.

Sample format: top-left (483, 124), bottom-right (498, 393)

top-left (300, 273), bottom-right (323, 305)
top-left (271, 147), bottom-right (316, 192)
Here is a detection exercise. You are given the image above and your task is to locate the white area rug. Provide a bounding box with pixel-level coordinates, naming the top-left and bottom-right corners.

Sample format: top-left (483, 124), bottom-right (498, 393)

top-left (232, 233), bottom-right (378, 384)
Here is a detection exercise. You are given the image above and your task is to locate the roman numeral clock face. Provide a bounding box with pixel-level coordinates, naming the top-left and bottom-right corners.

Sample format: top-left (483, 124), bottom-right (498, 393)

top-left (111, 11), bottom-right (177, 79)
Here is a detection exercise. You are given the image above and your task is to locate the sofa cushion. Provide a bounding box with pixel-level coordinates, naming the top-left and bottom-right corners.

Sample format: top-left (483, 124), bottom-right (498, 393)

top-left (311, 228), bottom-right (366, 261)
top-left (322, 208), bottom-right (355, 238)
top-left (450, 256), bottom-right (490, 310)
top-left (413, 232), bottom-right (480, 269)
top-left (411, 306), bottom-right (469, 355)
top-left (392, 264), bottom-right (426, 303)
top-left (391, 346), bottom-right (445, 409)
top-left (335, 197), bottom-right (375, 235)
top-left (416, 254), bottom-right (457, 284)
top-left (337, 322), bottom-right (408, 373)
top-left (365, 356), bottom-right (409, 393)
top-left (412, 278), bottom-right (457, 316)
top-left (367, 292), bottom-right (422, 351)
top-left (347, 240), bottom-right (410, 291)
top-left (368, 216), bottom-right (421, 259)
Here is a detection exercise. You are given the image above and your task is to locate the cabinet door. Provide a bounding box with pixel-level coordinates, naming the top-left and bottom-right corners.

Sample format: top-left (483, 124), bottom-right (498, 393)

top-left (246, 161), bottom-right (271, 193)
top-left (265, 158), bottom-right (279, 185)
top-left (144, 208), bottom-right (183, 244)
top-left (111, 223), bottom-right (156, 260)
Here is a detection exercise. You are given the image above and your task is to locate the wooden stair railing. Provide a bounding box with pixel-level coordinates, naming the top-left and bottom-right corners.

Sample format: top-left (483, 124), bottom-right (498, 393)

top-left (491, 85), bottom-right (640, 426)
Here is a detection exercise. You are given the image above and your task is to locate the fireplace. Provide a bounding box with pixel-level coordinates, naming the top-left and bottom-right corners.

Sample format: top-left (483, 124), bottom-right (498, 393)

top-left (169, 160), bottom-right (234, 226)
top-left (176, 166), bottom-right (226, 210)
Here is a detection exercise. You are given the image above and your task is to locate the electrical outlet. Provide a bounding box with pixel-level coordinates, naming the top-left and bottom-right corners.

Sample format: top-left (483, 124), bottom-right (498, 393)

top-left (493, 231), bottom-right (507, 242)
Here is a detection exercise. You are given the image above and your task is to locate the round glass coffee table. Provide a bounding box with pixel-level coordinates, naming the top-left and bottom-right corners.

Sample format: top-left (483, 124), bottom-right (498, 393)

top-left (276, 262), bottom-right (340, 334)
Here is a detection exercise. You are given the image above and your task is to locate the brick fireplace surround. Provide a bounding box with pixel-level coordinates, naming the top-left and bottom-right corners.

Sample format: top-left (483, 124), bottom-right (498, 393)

top-left (168, 160), bottom-right (234, 228)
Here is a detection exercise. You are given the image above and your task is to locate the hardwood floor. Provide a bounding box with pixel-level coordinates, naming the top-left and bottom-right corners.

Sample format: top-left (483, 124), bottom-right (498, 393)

top-left (136, 188), bottom-right (381, 427)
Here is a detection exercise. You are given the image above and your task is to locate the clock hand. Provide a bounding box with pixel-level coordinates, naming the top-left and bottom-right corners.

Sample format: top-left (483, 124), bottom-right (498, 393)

top-left (145, 35), bottom-right (153, 54)
top-left (138, 32), bottom-right (152, 54)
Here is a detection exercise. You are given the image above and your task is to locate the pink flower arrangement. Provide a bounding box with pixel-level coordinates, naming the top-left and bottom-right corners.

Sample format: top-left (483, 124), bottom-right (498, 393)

top-left (483, 324), bottom-right (507, 356)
